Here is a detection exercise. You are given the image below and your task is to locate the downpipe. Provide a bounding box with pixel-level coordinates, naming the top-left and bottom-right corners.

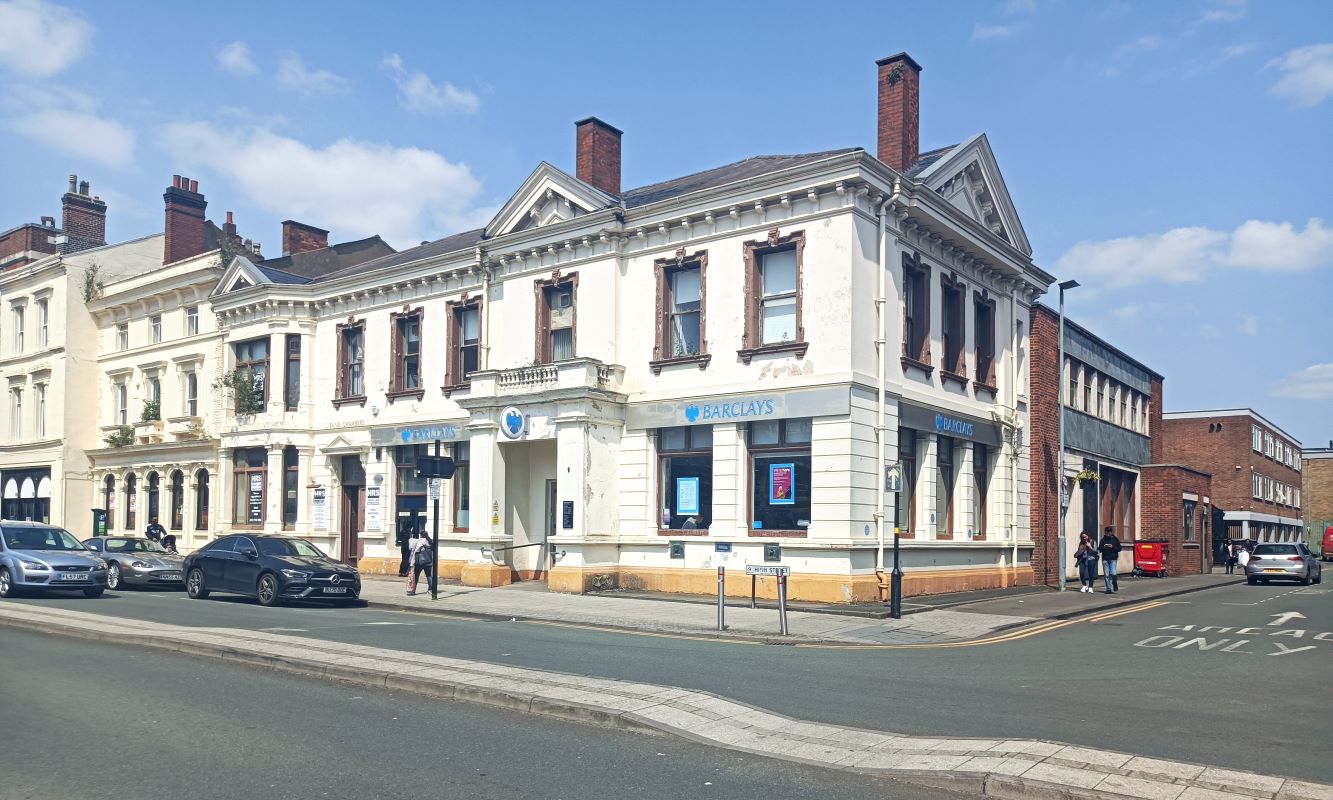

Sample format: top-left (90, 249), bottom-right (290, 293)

top-left (874, 178), bottom-right (906, 601)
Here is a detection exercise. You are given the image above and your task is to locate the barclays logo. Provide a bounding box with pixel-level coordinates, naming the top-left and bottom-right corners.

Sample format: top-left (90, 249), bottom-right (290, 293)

top-left (501, 406), bottom-right (525, 439)
top-left (683, 397), bottom-right (775, 424)
top-left (935, 414), bottom-right (975, 438)
top-left (684, 405), bottom-right (700, 423)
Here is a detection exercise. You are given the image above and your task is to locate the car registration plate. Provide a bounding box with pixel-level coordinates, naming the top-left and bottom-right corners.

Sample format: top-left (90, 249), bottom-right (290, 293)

top-left (56, 573), bottom-right (86, 581)
top-left (159, 572), bottom-right (182, 580)
top-left (324, 587), bottom-right (348, 594)
top-left (1263, 568), bottom-right (1285, 573)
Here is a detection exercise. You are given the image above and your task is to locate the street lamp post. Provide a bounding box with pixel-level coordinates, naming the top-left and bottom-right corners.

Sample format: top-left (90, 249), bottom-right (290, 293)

top-left (1056, 279), bottom-right (1080, 592)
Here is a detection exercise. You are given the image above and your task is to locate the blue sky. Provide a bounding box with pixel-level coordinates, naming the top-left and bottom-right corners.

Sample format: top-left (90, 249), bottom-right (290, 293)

top-left (1, 0), bottom-right (1330, 443)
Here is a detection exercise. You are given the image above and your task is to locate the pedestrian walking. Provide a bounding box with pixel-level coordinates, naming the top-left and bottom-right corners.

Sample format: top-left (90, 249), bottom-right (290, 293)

top-left (395, 519), bottom-right (413, 578)
top-left (1236, 543), bottom-right (1250, 572)
top-left (1098, 526), bottom-right (1122, 594)
top-left (1074, 531), bottom-right (1098, 593)
top-left (1224, 538), bottom-right (1237, 574)
top-left (144, 516), bottom-right (166, 543)
top-left (406, 525), bottom-right (435, 596)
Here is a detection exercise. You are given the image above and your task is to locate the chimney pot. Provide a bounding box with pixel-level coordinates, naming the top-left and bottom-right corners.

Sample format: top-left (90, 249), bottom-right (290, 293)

top-left (78, 180), bottom-right (89, 196)
top-left (875, 52), bottom-right (923, 173)
top-left (172, 175), bottom-right (182, 189)
top-left (68, 174), bottom-right (77, 193)
top-left (226, 211), bottom-right (234, 224)
top-left (188, 179), bottom-right (198, 193)
top-left (574, 117), bottom-right (623, 196)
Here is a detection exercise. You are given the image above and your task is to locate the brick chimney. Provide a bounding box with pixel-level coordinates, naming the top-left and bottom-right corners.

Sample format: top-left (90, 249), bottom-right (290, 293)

top-left (281, 220), bottom-right (329, 256)
top-left (876, 52), bottom-right (923, 173)
top-left (60, 172), bottom-right (108, 254)
top-left (575, 117), bottom-right (622, 196)
top-left (163, 175), bottom-right (208, 264)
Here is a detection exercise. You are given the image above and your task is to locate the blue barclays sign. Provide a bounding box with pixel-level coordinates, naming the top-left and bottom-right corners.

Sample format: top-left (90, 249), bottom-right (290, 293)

top-left (684, 398), bottom-right (776, 424)
top-left (371, 421), bottom-right (467, 446)
top-left (935, 414), bottom-right (975, 438)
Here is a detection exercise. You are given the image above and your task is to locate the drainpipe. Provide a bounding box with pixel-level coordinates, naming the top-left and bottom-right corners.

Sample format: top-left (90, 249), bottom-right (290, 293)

top-left (1009, 288), bottom-right (1020, 583)
top-left (874, 178), bottom-right (906, 600)
top-left (476, 246), bottom-right (491, 370)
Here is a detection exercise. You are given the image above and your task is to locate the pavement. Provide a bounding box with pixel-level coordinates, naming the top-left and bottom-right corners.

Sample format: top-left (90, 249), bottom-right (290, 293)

top-left (3, 601), bottom-right (1328, 800)
top-left (356, 572), bottom-right (1245, 645)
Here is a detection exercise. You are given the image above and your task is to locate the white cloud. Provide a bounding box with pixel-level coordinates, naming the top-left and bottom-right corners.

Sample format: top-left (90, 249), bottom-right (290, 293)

top-left (1104, 35), bottom-right (1163, 76)
top-left (1273, 363), bottom-right (1333, 401)
top-left (9, 108), bottom-right (133, 167)
top-left (1003, 0), bottom-right (1036, 14)
top-left (217, 41), bottom-right (257, 75)
top-left (161, 122), bottom-right (491, 247)
top-left (1199, 0), bottom-right (1247, 22)
top-left (276, 53), bottom-right (349, 96)
top-left (1222, 42), bottom-right (1259, 59)
top-left (0, 0), bottom-right (93, 77)
top-left (1054, 217), bottom-right (1333, 288)
top-left (971, 23), bottom-right (1018, 41)
top-left (1239, 313), bottom-right (1259, 336)
top-left (1268, 43), bottom-right (1333, 107)
top-left (381, 54), bottom-right (479, 116)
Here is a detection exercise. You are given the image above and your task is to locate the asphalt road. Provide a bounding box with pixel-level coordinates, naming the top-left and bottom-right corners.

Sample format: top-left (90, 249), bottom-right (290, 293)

top-left (6, 579), bottom-right (1331, 782)
top-left (0, 628), bottom-right (973, 800)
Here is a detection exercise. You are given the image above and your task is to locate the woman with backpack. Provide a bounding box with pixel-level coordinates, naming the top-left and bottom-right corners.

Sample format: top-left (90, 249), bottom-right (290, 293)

top-left (406, 525), bottom-right (435, 596)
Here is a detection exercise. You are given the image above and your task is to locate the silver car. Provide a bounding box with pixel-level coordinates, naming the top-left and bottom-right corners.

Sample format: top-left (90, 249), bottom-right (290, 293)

top-left (1246, 542), bottom-right (1323, 586)
top-left (0, 520), bottom-right (109, 598)
top-left (82, 537), bottom-right (185, 590)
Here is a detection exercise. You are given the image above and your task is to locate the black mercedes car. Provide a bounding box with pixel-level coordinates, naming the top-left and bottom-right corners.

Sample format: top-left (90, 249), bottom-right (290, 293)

top-left (182, 534), bottom-right (361, 607)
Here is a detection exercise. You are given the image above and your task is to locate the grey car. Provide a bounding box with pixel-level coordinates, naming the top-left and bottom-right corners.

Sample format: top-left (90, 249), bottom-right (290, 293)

top-left (1246, 542), bottom-right (1323, 586)
top-left (0, 520), bottom-right (109, 598)
top-left (82, 537), bottom-right (185, 590)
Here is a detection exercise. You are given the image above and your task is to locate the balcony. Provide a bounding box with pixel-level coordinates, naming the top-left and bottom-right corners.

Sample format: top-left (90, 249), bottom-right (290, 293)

top-left (133, 419), bottom-right (164, 444)
top-left (460, 357), bottom-right (624, 407)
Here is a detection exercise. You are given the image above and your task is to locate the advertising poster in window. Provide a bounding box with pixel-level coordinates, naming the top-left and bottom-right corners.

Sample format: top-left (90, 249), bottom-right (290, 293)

top-left (675, 477), bottom-right (700, 516)
top-left (311, 487), bottom-right (327, 530)
top-left (365, 486), bottom-right (382, 531)
top-left (247, 473), bottom-right (263, 524)
top-left (769, 463), bottom-right (795, 505)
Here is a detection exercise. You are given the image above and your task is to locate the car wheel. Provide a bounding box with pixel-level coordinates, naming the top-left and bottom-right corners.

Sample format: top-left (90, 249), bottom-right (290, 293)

top-left (107, 563), bottom-right (123, 590)
top-left (1246, 576), bottom-right (1257, 585)
top-left (1300, 573), bottom-right (1312, 586)
top-left (256, 573), bottom-right (281, 607)
top-left (0, 567), bottom-right (16, 598)
top-left (83, 588), bottom-right (105, 598)
top-left (186, 568), bottom-right (209, 599)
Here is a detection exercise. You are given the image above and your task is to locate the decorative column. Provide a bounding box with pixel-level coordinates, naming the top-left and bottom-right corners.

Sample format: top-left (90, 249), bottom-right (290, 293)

top-left (461, 427), bottom-right (509, 588)
top-left (959, 440), bottom-right (976, 540)
top-left (265, 445), bottom-right (284, 533)
top-left (217, 450), bottom-right (233, 534)
top-left (921, 433), bottom-right (939, 540)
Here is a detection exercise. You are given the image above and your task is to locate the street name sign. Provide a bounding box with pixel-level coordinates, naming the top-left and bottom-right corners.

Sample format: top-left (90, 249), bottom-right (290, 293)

top-left (745, 565), bottom-right (790, 577)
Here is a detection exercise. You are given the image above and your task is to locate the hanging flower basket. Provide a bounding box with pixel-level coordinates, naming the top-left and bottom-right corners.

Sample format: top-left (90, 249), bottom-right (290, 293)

top-left (1074, 469), bottom-right (1101, 485)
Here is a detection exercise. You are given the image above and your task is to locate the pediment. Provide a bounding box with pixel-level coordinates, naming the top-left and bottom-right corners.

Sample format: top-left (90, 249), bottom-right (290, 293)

top-left (914, 134), bottom-right (1032, 257)
top-left (484, 162), bottom-right (617, 238)
top-left (211, 255), bottom-right (264, 297)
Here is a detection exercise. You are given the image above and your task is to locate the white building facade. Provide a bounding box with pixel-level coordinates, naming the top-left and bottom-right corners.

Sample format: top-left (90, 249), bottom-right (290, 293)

top-left (207, 55), bottom-right (1055, 601)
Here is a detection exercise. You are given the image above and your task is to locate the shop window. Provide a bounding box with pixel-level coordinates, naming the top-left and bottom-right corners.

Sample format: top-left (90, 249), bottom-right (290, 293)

top-left (282, 446), bottom-right (299, 528)
top-left (170, 470), bottom-right (184, 530)
top-left (652, 250), bottom-right (709, 371)
top-left (233, 338), bottom-right (269, 412)
top-left (194, 470), bottom-right (210, 530)
top-left (335, 320), bottom-right (366, 405)
top-left (658, 425), bottom-right (713, 532)
top-left (1183, 499), bottom-right (1196, 542)
top-left (125, 473), bottom-right (138, 531)
top-left (973, 292), bottom-right (996, 391)
top-left (901, 251), bottom-right (931, 371)
top-left (741, 230), bottom-right (806, 362)
top-left (103, 474), bottom-right (116, 530)
top-left (445, 299), bottom-right (481, 390)
top-left (973, 442), bottom-right (989, 538)
top-left (284, 334), bottom-right (301, 410)
top-left (453, 442), bottom-right (471, 531)
top-left (940, 273), bottom-right (966, 382)
top-left (535, 274), bottom-right (577, 363)
top-left (389, 307), bottom-right (423, 399)
top-left (936, 437), bottom-right (955, 538)
top-left (749, 419), bottom-right (812, 534)
top-left (896, 428), bottom-right (916, 536)
top-left (232, 448), bottom-right (267, 526)
top-left (394, 444), bottom-right (430, 534)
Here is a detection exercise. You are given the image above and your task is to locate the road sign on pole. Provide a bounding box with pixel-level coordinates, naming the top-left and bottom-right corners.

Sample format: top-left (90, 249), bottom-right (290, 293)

top-left (884, 463), bottom-right (903, 493)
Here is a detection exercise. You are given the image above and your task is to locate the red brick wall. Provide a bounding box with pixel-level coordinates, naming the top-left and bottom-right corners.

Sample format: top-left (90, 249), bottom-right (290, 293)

top-left (1140, 465), bottom-right (1212, 575)
top-left (575, 118), bottom-right (622, 196)
top-left (163, 176), bottom-right (207, 265)
top-left (1160, 414), bottom-right (1301, 519)
top-left (1149, 377), bottom-right (1163, 463)
top-left (282, 220), bottom-right (329, 256)
top-left (0, 223), bottom-right (58, 269)
top-left (1029, 305), bottom-right (1061, 585)
top-left (876, 54), bottom-right (921, 173)
top-left (61, 191), bottom-right (107, 252)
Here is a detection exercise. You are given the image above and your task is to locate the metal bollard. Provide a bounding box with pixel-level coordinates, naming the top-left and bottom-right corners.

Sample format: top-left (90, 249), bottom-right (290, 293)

top-left (777, 574), bottom-right (789, 636)
top-left (717, 566), bottom-right (726, 631)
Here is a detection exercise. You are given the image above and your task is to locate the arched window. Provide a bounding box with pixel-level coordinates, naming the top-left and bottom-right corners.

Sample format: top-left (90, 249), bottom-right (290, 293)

top-left (125, 473), bottom-right (138, 531)
top-left (146, 472), bottom-right (161, 526)
top-left (194, 470), bottom-right (210, 530)
top-left (170, 470), bottom-right (185, 530)
top-left (103, 475), bottom-right (116, 529)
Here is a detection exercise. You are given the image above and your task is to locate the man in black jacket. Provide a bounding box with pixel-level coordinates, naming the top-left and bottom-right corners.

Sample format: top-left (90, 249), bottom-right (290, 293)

top-left (1099, 526), bottom-right (1122, 594)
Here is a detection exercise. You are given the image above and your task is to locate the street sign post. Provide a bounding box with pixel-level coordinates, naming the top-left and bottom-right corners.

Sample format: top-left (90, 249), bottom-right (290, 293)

top-left (744, 565), bottom-right (791, 634)
top-left (413, 445), bottom-right (456, 601)
top-left (884, 463), bottom-right (903, 492)
top-left (744, 565), bottom-right (791, 576)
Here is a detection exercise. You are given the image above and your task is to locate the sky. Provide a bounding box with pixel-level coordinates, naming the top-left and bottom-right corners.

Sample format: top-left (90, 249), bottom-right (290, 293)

top-left (1, 0), bottom-right (1330, 444)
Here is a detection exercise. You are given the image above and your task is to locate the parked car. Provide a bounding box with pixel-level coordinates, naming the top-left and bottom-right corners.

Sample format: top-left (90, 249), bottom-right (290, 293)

top-left (1245, 542), bottom-right (1323, 586)
top-left (1322, 526), bottom-right (1333, 562)
top-left (82, 536), bottom-right (185, 590)
top-left (182, 534), bottom-right (361, 607)
top-left (0, 520), bottom-right (109, 598)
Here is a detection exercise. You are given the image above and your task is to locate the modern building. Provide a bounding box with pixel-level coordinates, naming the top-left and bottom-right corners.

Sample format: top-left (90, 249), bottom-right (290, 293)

top-left (1161, 409), bottom-right (1303, 562)
top-left (205, 53), bottom-right (1055, 602)
top-left (1302, 442), bottom-right (1332, 547)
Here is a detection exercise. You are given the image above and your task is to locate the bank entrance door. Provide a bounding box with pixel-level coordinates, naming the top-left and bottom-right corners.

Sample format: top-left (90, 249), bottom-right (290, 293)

top-left (543, 478), bottom-right (558, 575)
top-left (340, 455), bottom-right (364, 565)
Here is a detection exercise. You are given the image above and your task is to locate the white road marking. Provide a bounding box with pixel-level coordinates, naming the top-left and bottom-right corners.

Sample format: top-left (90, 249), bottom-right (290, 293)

top-left (1269, 611), bottom-right (1306, 626)
top-left (361, 622), bottom-right (413, 626)
top-left (261, 627), bottom-right (309, 633)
